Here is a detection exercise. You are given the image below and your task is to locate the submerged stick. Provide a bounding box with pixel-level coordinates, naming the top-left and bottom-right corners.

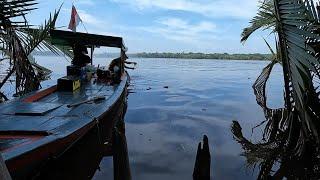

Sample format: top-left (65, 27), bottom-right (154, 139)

top-left (193, 135), bottom-right (211, 180)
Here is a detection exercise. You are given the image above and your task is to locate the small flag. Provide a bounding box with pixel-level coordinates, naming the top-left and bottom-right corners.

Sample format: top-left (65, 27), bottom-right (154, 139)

top-left (68, 5), bottom-right (82, 32)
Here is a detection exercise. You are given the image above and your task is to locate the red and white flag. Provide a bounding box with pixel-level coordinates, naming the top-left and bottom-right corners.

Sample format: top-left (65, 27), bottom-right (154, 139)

top-left (68, 5), bottom-right (82, 32)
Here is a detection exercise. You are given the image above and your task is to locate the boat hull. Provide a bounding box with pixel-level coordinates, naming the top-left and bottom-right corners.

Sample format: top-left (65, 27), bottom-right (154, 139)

top-left (35, 86), bottom-right (128, 180)
top-left (0, 73), bottom-right (129, 179)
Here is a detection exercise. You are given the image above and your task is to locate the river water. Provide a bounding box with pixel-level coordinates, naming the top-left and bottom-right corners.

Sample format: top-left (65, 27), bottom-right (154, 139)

top-left (3, 57), bottom-right (285, 179)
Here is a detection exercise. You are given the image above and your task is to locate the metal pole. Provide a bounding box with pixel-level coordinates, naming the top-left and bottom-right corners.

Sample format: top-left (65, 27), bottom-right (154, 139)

top-left (90, 46), bottom-right (94, 65)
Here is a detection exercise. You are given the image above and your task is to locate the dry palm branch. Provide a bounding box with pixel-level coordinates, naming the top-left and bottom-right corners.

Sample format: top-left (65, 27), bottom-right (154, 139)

top-left (233, 0), bottom-right (320, 179)
top-left (0, 1), bottom-right (62, 99)
top-left (0, 0), bottom-right (38, 98)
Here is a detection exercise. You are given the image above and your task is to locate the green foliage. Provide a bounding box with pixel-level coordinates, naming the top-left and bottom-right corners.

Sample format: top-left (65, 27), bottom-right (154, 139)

top-left (20, 5), bottom-right (62, 56)
top-left (0, 0), bottom-right (40, 97)
top-left (233, 0), bottom-right (320, 179)
top-left (275, 0), bottom-right (320, 153)
top-left (241, 0), bottom-right (277, 43)
top-left (134, 52), bottom-right (272, 60)
top-left (0, 0), bottom-right (62, 99)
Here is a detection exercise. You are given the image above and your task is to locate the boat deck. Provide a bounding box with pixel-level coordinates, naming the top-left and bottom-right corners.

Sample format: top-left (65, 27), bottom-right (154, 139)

top-left (0, 74), bottom-right (127, 161)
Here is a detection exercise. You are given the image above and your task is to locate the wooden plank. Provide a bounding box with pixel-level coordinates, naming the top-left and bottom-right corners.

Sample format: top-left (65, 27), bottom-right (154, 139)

top-left (0, 153), bottom-right (12, 180)
top-left (1, 102), bottom-right (62, 116)
top-left (0, 115), bottom-right (58, 132)
top-left (23, 85), bottom-right (57, 103)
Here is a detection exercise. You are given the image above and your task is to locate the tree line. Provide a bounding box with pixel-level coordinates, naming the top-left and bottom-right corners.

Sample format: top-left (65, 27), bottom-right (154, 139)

top-left (33, 51), bottom-right (272, 61)
top-left (132, 52), bottom-right (272, 60)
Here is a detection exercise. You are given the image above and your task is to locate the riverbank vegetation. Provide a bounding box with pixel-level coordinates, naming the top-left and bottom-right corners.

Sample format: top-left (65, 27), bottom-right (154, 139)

top-left (33, 51), bottom-right (272, 60)
top-left (132, 52), bottom-right (272, 60)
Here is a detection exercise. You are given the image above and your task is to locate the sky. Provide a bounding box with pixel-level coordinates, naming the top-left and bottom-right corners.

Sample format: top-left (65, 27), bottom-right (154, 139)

top-left (26, 0), bottom-right (273, 54)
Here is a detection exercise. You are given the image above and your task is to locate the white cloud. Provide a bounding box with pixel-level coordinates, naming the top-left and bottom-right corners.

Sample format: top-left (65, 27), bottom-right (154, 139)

top-left (140, 17), bottom-right (217, 46)
top-left (77, 0), bottom-right (95, 6)
top-left (77, 10), bottom-right (104, 27)
top-left (110, 0), bottom-right (258, 19)
top-left (62, 8), bottom-right (106, 29)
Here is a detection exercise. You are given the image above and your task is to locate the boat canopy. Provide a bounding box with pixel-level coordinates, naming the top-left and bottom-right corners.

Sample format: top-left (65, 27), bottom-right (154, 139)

top-left (50, 29), bottom-right (127, 52)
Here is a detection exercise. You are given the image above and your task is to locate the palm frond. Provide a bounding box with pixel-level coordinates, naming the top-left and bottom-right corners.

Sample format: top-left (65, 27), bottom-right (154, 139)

top-left (235, 0), bottom-right (320, 178)
top-left (16, 4), bottom-right (63, 80)
top-left (0, 0), bottom-right (37, 28)
top-left (275, 0), bottom-right (320, 146)
top-left (28, 55), bottom-right (52, 81)
top-left (19, 4), bottom-right (62, 55)
top-left (253, 43), bottom-right (277, 109)
top-left (18, 3), bottom-right (73, 59)
top-left (231, 121), bottom-right (282, 175)
top-left (0, 1), bottom-right (66, 96)
top-left (0, 0), bottom-right (40, 95)
top-left (241, 0), bottom-right (277, 43)
top-left (252, 39), bottom-right (289, 143)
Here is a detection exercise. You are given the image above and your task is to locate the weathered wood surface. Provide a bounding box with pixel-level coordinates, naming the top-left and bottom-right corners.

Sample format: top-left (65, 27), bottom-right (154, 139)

top-left (0, 153), bottom-right (11, 180)
top-left (0, 73), bottom-right (128, 178)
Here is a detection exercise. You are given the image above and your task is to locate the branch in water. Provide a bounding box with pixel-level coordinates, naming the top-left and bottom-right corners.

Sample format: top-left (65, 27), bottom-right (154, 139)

top-left (0, 91), bottom-right (8, 101)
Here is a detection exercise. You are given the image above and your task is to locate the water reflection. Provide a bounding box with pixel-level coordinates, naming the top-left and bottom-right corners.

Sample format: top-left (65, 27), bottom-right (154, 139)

top-left (119, 58), bottom-right (283, 180)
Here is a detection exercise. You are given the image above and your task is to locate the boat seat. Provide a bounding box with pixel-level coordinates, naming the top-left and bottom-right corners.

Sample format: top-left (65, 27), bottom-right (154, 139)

top-left (0, 102), bottom-right (62, 116)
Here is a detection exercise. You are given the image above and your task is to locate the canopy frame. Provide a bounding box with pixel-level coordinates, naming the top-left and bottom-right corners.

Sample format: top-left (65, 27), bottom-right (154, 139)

top-left (50, 29), bottom-right (127, 51)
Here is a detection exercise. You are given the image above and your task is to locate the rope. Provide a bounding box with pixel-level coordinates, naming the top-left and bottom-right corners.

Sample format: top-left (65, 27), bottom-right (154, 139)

top-left (81, 22), bottom-right (88, 33)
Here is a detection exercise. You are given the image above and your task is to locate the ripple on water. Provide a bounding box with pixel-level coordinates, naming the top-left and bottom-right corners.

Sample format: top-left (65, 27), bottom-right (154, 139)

top-left (116, 58), bottom-right (283, 180)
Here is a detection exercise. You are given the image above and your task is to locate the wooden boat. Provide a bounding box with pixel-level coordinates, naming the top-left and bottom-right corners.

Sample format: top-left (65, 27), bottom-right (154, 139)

top-left (0, 29), bottom-right (129, 179)
top-left (34, 98), bottom-right (130, 180)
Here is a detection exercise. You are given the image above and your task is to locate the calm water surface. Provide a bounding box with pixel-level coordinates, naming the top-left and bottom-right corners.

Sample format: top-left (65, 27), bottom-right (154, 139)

top-left (14, 57), bottom-right (285, 179)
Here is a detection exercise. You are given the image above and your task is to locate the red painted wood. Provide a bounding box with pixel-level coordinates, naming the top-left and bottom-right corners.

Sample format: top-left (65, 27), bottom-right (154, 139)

top-left (5, 121), bottom-right (97, 175)
top-left (23, 86), bottom-right (57, 103)
top-left (0, 135), bottom-right (44, 153)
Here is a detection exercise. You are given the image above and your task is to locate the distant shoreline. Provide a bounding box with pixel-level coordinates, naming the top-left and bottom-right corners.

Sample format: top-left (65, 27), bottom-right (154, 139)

top-left (131, 52), bottom-right (271, 61)
top-left (32, 51), bottom-right (272, 61)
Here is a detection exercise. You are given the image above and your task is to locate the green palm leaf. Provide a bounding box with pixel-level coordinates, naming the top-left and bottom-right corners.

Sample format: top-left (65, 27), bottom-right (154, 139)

top-left (241, 0), bottom-right (277, 43)
top-left (275, 0), bottom-right (320, 142)
top-left (234, 0), bottom-right (320, 178)
top-left (0, 0), bottom-right (40, 96)
top-left (0, 1), bottom-right (62, 97)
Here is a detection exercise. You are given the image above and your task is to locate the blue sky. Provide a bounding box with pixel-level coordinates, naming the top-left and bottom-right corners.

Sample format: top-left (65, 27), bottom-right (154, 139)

top-left (27, 0), bottom-right (273, 53)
